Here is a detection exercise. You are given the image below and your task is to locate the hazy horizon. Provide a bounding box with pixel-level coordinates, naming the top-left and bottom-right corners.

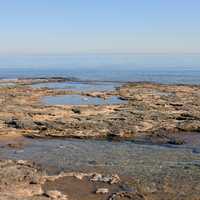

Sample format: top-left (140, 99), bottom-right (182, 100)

top-left (0, 54), bottom-right (200, 70)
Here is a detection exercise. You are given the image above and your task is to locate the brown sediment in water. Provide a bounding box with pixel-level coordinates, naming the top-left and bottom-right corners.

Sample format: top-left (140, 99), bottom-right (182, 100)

top-left (0, 133), bottom-right (29, 149)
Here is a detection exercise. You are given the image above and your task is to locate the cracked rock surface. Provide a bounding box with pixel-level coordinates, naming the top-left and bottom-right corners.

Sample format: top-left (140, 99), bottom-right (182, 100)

top-left (1, 80), bottom-right (200, 142)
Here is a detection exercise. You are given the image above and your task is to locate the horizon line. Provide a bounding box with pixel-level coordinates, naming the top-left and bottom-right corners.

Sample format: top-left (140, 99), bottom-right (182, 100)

top-left (0, 52), bottom-right (200, 57)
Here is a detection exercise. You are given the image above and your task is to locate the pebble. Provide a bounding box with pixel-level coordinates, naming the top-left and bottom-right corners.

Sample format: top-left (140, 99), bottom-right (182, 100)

top-left (96, 188), bottom-right (109, 194)
top-left (45, 190), bottom-right (68, 200)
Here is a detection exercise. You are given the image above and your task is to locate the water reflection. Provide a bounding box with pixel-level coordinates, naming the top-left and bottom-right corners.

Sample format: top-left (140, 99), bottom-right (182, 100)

top-left (42, 95), bottom-right (127, 105)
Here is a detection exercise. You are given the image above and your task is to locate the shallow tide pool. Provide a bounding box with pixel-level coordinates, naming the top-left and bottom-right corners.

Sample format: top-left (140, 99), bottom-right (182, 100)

top-left (42, 95), bottom-right (127, 105)
top-left (32, 81), bottom-right (120, 92)
top-left (0, 137), bottom-right (200, 176)
top-left (0, 82), bottom-right (16, 87)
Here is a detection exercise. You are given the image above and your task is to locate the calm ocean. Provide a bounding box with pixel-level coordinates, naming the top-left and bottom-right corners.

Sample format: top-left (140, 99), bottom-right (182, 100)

top-left (0, 54), bottom-right (200, 84)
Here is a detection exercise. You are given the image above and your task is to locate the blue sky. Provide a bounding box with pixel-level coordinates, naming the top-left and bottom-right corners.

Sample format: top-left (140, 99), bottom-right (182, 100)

top-left (0, 0), bottom-right (200, 55)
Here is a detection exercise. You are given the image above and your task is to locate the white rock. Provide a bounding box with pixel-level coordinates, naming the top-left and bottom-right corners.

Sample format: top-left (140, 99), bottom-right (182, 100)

top-left (45, 190), bottom-right (68, 200)
top-left (96, 188), bottom-right (109, 194)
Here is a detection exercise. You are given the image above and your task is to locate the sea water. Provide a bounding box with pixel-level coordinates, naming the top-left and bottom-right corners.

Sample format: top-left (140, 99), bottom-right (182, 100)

top-left (0, 54), bottom-right (200, 84)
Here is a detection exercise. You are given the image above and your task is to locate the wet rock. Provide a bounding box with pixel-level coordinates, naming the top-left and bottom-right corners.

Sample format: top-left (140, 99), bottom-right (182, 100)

top-left (176, 113), bottom-right (200, 121)
top-left (108, 191), bottom-right (145, 200)
top-left (167, 138), bottom-right (185, 145)
top-left (7, 142), bottom-right (25, 149)
top-left (119, 184), bottom-right (135, 193)
top-left (88, 160), bottom-right (97, 165)
top-left (178, 121), bottom-right (200, 132)
top-left (192, 148), bottom-right (200, 154)
top-left (72, 107), bottom-right (81, 114)
top-left (118, 96), bottom-right (128, 101)
top-left (6, 117), bottom-right (37, 130)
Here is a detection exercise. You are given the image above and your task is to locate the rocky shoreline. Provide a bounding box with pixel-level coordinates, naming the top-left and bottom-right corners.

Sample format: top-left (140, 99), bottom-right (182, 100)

top-left (1, 78), bottom-right (200, 199)
top-left (1, 78), bottom-right (200, 142)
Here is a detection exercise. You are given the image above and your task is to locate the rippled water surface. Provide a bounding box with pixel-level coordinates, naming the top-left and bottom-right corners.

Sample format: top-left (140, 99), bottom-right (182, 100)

top-left (0, 136), bottom-right (200, 175)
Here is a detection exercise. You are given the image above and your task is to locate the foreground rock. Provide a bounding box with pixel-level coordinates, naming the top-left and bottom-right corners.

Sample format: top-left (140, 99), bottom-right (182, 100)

top-left (0, 160), bottom-right (46, 200)
top-left (0, 159), bottom-right (144, 200)
top-left (1, 159), bottom-right (200, 200)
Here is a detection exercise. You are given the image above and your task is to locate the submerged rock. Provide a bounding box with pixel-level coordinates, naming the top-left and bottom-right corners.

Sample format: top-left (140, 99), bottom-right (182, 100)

top-left (108, 191), bottom-right (145, 200)
top-left (90, 174), bottom-right (120, 184)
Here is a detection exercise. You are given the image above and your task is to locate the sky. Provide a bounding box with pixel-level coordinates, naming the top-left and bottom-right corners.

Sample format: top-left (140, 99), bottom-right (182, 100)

top-left (0, 0), bottom-right (200, 55)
